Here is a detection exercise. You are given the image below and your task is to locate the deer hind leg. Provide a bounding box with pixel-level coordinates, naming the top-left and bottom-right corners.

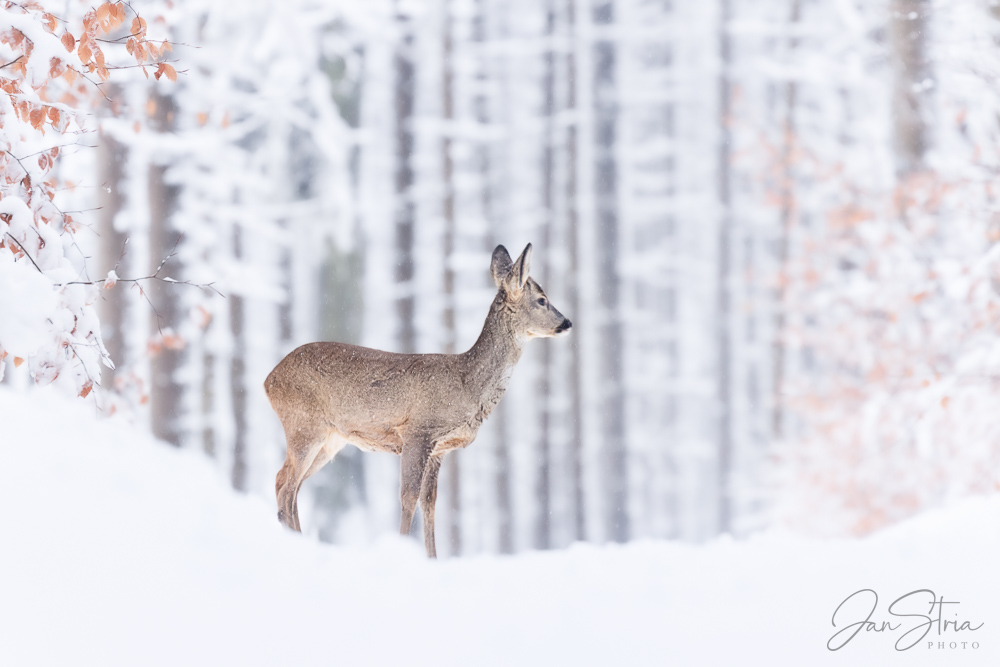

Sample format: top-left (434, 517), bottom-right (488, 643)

top-left (419, 454), bottom-right (444, 558)
top-left (276, 426), bottom-right (335, 532)
top-left (399, 440), bottom-right (432, 537)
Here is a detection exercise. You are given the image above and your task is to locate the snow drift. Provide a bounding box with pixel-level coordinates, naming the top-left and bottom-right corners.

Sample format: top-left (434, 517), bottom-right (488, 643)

top-left (0, 386), bottom-right (997, 666)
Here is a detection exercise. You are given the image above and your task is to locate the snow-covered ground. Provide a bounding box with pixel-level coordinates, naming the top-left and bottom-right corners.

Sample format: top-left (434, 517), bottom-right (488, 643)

top-left (1, 386), bottom-right (997, 666)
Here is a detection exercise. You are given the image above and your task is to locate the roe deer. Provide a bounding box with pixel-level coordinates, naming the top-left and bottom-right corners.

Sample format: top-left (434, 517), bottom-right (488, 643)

top-left (265, 243), bottom-right (571, 557)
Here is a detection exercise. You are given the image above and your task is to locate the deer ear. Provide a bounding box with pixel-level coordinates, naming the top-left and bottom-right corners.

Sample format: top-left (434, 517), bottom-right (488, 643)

top-left (510, 243), bottom-right (532, 290)
top-left (491, 245), bottom-right (514, 288)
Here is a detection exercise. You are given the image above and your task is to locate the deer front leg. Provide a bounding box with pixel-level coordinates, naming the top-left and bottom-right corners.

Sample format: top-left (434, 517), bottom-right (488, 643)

top-left (419, 454), bottom-right (444, 558)
top-left (399, 440), bottom-right (431, 536)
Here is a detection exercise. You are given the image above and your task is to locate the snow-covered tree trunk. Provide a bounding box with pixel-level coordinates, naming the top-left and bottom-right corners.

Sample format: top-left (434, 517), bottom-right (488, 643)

top-left (715, 0), bottom-right (733, 535)
top-left (95, 90), bottom-right (129, 397)
top-left (480, 0), bottom-right (515, 554)
top-left (229, 226), bottom-right (248, 490)
top-left (890, 0), bottom-right (931, 176)
top-left (394, 2), bottom-right (418, 356)
top-left (564, 0), bottom-right (586, 544)
top-left (441, 0), bottom-right (464, 556)
top-left (772, 0), bottom-right (801, 447)
top-left (591, 0), bottom-right (628, 543)
top-left (147, 88), bottom-right (183, 448)
top-left (534, 0), bottom-right (557, 551)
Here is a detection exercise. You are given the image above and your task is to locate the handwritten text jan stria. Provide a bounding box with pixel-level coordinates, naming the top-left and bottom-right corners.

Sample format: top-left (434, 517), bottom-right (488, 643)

top-left (827, 589), bottom-right (984, 651)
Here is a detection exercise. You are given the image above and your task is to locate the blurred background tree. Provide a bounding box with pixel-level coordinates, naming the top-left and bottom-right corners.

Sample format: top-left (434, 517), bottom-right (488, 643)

top-left (5, 0), bottom-right (1000, 555)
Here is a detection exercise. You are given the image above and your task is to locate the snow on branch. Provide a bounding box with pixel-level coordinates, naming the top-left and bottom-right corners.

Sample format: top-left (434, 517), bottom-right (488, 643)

top-left (0, 1), bottom-right (178, 396)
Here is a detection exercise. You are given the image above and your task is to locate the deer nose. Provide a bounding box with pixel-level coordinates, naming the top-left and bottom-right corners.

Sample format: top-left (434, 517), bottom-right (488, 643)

top-left (555, 319), bottom-right (572, 334)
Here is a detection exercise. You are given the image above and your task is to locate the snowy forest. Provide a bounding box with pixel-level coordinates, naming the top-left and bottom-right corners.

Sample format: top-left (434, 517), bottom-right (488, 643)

top-left (3, 0), bottom-right (1000, 559)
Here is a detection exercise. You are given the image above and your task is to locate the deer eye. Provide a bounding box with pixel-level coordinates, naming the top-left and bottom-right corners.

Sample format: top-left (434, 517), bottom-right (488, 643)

top-left (537, 297), bottom-right (547, 307)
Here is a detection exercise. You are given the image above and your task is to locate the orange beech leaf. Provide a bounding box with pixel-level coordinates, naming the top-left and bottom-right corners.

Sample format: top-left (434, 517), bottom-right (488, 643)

top-left (79, 380), bottom-right (94, 399)
top-left (192, 305), bottom-right (212, 328)
top-left (941, 396), bottom-right (950, 409)
top-left (29, 107), bottom-right (46, 130)
top-left (44, 14), bottom-right (57, 32)
top-left (83, 14), bottom-right (96, 36)
top-left (154, 63), bottom-right (176, 82)
top-left (163, 333), bottom-right (185, 350)
top-left (48, 56), bottom-right (66, 78)
top-left (96, 3), bottom-right (111, 24)
top-left (78, 41), bottom-right (92, 64)
top-left (13, 357), bottom-right (24, 368)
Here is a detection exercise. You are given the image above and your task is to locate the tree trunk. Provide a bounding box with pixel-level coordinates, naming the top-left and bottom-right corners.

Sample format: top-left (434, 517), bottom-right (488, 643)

top-left (148, 89), bottom-right (182, 447)
top-left (230, 224), bottom-right (248, 490)
top-left (96, 87), bottom-right (129, 392)
top-left (441, 0), bottom-right (463, 557)
top-left (565, 0), bottom-right (586, 544)
top-left (716, 0), bottom-right (733, 536)
top-left (394, 2), bottom-right (417, 355)
top-left (593, 0), bottom-right (628, 543)
top-left (772, 0), bottom-right (801, 445)
top-left (535, 0), bottom-right (557, 551)
top-left (890, 0), bottom-right (930, 176)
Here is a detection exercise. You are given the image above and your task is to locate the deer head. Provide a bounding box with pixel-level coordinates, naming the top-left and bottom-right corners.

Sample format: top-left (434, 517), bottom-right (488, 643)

top-left (490, 244), bottom-right (572, 339)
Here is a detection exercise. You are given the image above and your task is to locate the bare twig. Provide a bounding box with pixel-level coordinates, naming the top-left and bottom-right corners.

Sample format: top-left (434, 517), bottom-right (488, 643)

top-left (5, 1), bottom-right (68, 23)
top-left (135, 282), bottom-right (164, 337)
top-left (56, 234), bottom-right (224, 297)
top-left (3, 232), bottom-right (43, 273)
top-left (0, 55), bottom-right (25, 70)
top-left (64, 340), bottom-right (99, 386)
top-left (3, 150), bottom-right (30, 176)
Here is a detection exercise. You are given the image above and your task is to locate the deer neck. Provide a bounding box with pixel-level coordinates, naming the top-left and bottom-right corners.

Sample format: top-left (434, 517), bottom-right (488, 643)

top-left (462, 294), bottom-right (523, 415)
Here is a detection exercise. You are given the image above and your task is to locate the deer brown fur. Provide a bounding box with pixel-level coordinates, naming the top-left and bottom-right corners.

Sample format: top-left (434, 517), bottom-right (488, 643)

top-left (265, 244), bottom-right (571, 557)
